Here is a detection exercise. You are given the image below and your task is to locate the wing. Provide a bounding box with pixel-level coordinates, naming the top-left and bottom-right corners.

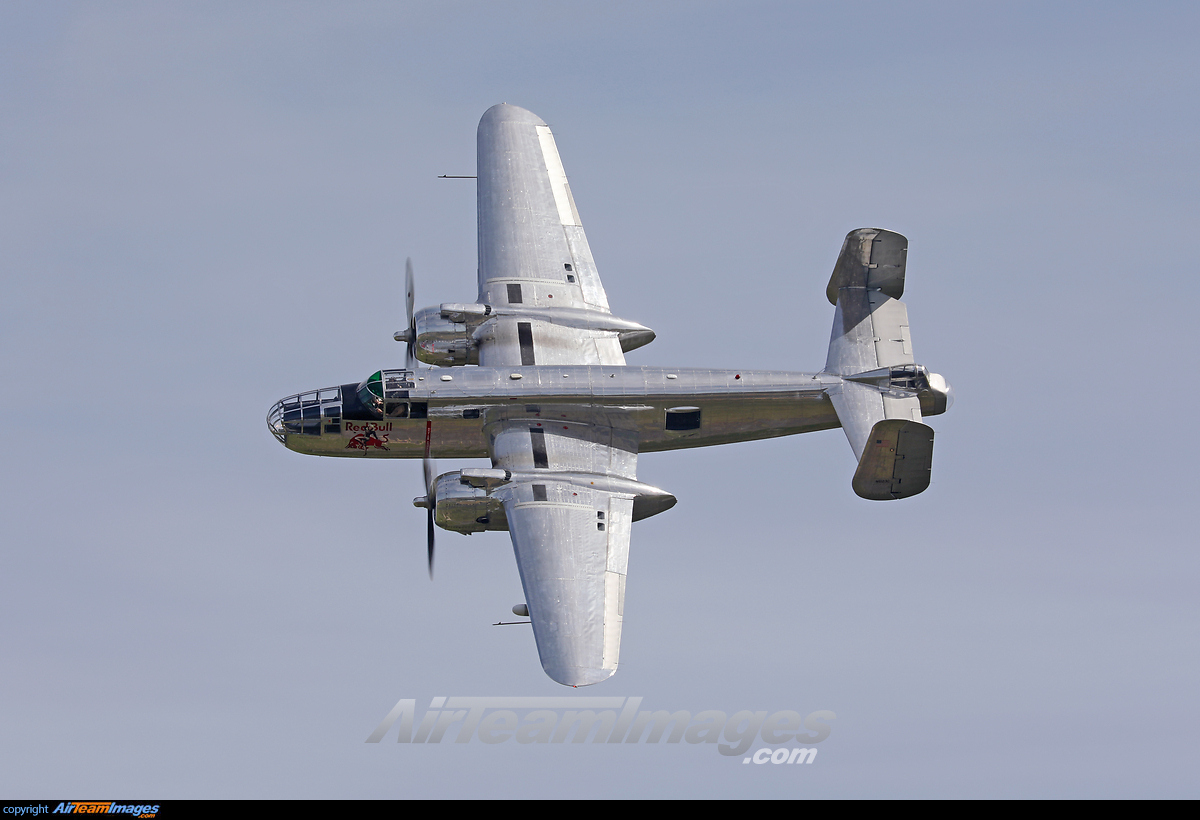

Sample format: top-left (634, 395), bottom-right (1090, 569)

top-left (487, 416), bottom-right (640, 686)
top-left (499, 479), bottom-right (633, 687)
top-left (475, 104), bottom-right (631, 367)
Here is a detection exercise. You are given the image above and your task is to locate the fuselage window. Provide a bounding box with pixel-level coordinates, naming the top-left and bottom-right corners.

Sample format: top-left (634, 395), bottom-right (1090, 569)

top-left (386, 402), bottom-right (409, 419)
top-left (665, 407), bottom-right (702, 431)
top-left (384, 372), bottom-right (413, 393)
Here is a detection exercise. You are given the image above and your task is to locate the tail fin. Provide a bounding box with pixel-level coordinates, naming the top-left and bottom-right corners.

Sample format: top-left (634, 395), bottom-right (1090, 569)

top-left (823, 228), bottom-right (934, 500)
top-left (825, 228), bottom-right (913, 376)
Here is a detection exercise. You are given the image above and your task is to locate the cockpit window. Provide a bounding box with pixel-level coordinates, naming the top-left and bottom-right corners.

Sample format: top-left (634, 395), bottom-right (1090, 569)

top-left (356, 372), bottom-right (384, 416)
top-left (356, 384), bottom-right (383, 416)
top-left (364, 371), bottom-right (384, 398)
top-left (355, 370), bottom-right (415, 419)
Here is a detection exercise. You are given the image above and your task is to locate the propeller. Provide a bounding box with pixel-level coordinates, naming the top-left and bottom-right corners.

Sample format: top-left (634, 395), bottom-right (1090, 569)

top-left (394, 257), bottom-right (417, 367)
top-left (411, 458), bottom-right (438, 577)
top-left (399, 256), bottom-right (437, 577)
top-left (423, 455), bottom-right (437, 578)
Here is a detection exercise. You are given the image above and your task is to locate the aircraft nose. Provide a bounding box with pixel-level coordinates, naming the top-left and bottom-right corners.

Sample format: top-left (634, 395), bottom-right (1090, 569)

top-left (267, 387), bottom-right (342, 444)
top-left (266, 397), bottom-right (290, 443)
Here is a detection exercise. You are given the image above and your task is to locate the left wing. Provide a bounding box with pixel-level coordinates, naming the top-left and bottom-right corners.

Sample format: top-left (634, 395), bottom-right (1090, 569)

top-left (474, 104), bottom-right (651, 367)
top-left (484, 416), bottom-right (671, 686)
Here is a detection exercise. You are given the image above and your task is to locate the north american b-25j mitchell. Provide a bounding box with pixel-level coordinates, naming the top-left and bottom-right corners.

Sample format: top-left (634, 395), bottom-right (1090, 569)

top-left (268, 104), bottom-right (953, 686)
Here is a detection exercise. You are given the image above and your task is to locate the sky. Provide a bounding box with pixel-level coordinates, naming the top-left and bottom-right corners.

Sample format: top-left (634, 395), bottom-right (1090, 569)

top-left (2, 0), bottom-right (1198, 799)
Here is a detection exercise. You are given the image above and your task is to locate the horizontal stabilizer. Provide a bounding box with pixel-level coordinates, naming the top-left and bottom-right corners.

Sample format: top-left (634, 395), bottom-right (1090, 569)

top-left (851, 419), bottom-right (934, 500)
top-left (826, 228), bottom-right (907, 306)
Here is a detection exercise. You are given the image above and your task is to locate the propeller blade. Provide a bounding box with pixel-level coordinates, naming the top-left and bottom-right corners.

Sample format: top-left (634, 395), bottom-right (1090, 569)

top-left (405, 257), bottom-right (415, 327)
top-left (423, 457), bottom-right (437, 496)
top-left (423, 457), bottom-right (438, 579)
top-left (405, 257), bottom-right (418, 368)
top-left (427, 506), bottom-right (435, 578)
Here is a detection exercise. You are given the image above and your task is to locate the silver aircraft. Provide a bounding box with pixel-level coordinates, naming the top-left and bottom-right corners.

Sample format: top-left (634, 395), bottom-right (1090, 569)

top-left (267, 104), bottom-right (953, 687)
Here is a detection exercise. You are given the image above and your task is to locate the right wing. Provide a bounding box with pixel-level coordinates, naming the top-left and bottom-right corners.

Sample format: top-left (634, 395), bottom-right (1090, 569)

top-left (497, 476), bottom-right (634, 687)
top-left (483, 414), bottom-right (672, 686)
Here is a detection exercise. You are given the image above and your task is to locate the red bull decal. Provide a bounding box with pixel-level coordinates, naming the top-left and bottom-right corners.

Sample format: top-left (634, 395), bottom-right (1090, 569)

top-left (346, 430), bottom-right (390, 451)
top-left (345, 421), bottom-right (393, 433)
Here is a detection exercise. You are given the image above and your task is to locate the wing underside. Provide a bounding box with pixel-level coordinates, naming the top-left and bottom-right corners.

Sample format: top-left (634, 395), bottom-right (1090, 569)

top-left (498, 480), bottom-right (632, 686)
top-left (487, 419), bottom-right (640, 686)
top-left (476, 104), bottom-right (627, 367)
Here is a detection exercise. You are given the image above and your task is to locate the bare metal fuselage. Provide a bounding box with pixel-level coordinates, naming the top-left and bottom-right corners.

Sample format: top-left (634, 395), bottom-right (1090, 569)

top-left (270, 366), bottom-right (842, 460)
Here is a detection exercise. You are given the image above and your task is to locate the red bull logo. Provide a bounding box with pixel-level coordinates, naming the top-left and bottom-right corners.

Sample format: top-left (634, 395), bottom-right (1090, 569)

top-left (347, 430), bottom-right (390, 451)
top-left (345, 421), bottom-right (393, 432)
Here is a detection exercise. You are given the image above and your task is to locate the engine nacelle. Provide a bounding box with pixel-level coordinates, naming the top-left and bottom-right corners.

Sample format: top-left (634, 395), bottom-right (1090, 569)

top-left (418, 468), bottom-right (677, 534)
top-left (407, 302), bottom-right (656, 366)
top-left (412, 306), bottom-right (481, 367)
top-left (428, 470), bottom-right (508, 534)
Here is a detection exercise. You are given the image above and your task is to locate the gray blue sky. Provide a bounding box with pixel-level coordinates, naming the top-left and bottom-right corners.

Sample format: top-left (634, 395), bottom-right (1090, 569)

top-left (2, 1), bottom-right (1198, 798)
